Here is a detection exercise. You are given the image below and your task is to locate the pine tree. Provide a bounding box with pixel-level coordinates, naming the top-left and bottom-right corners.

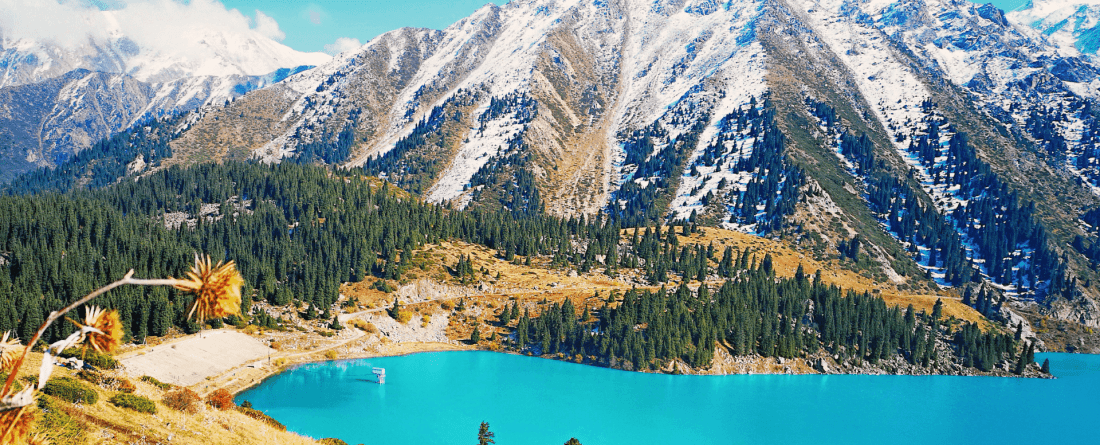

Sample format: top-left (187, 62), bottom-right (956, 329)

top-left (1014, 342), bottom-right (1028, 375)
top-left (1041, 358), bottom-right (1051, 374)
top-left (471, 325), bottom-right (481, 344)
top-left (478, 422), bottom-right (495, 445)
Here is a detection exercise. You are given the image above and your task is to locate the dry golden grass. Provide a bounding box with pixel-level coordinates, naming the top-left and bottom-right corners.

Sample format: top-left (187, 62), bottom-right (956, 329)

top-left (18, 352), bottom-right (322, 445)
top-left (666, 227), bottom-right (988, 326)
top-left (344, 225), bottom-right (989, 340)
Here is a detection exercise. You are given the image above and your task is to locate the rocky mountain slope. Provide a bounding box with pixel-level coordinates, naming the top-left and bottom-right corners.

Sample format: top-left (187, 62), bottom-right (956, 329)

top-left (0, 5), bottom-right (329, 181)
top-left (11, 0), bottom-right (1100, 349)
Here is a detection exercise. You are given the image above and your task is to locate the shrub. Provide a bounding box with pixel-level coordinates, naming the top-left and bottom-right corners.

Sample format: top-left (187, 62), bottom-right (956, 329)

top-left (163, 388), bottom-right (201, 413)
top-left (205, 389), bottom-right (235, 410)
top-left (58, 348), bottom-right (120, 370)
top-left (76, 370), bottom-right (104, 385)
top-left (392, 309), bottom-right (413, 324)
top-left (37, 394), bottom-right (87, 443)
top-left (78, 370), bottom-right (135, 393)
top-left (372, 280), bottom-right (396, 293)
top-left (115, 378), bottom-right (136, 393)
top-left (320, 439), bottom-right (349, 445)
top-left (324, 350), bottom-right (338, 360)
top-left (236, 405), bottom-right (286, 431)
top-left (350, 319), bottom-right (376, 333)
top-left (110, 393), bottom-right (156, 414)
top-left (41, 377), bottom-right (98, 405)
top-left (140, 375), bottom-right (173, 390)
top-left (318, 330), bottom-right (335, 338)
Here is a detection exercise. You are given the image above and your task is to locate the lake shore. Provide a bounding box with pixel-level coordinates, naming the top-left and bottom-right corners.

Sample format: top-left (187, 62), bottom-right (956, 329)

top-left (118, 326), bottom-right (470, 397)
top-left (116, 292), bottom-right (1049, 398)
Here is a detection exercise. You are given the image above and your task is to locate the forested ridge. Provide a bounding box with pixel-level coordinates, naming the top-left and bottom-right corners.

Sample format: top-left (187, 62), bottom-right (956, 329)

top-left (808, 99), bottom-right (1075, 307)
top-left (0, 159), bottom-right (1031, 375)
top-left (505, 228), bottom-right (1026, 374)
top-left (0, 162), bottom-right (619, 344)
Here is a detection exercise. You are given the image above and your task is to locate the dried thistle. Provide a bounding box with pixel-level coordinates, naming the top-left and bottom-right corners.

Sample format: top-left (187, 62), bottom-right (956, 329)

top-left (175, 254), bottom-right (245, 323)
top-left (0, 332), bottom-right (20, 372)
top-left (0, 404), bottom-right (36, 445)
top-left (74, 307), bottom-right (124, 354)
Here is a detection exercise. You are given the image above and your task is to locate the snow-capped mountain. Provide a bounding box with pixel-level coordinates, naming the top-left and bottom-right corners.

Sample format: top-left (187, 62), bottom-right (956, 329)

top-left (0, 3), bottom-right (329, 180)
top-left (1008, 0), bottom-right (1100, 55)
top-left (22, 0), bottom-right (1100, 343)
top-left (0, 2), bottom-right (331, 88)
top-left (0, 26), bottom-right (329, 88)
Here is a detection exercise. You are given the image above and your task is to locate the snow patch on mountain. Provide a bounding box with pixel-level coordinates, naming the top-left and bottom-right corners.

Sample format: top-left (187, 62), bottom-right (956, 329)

top-left (425, 100), bottom-right (528, 203)
top-left (790, 0), bottom-right (931, 150)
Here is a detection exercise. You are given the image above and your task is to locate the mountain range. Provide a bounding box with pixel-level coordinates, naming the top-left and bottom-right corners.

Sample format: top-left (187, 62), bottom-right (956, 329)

top-left (7, 0), bottom-right (1100, 350)
top-left (0, 4), bottom-right (329, 181)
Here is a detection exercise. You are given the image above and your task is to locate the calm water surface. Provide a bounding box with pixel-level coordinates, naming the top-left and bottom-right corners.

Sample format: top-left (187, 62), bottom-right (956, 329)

top-left (236, 352), bottom-right (1099, 445)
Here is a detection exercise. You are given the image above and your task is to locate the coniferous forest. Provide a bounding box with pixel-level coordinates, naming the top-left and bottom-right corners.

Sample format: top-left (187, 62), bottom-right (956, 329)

top-left (0, 158), bottom-right (1027, 375)
top-left (508, 235), bottom-right (1021, 374)
top-left (0, 161), bottom-right (627, 343)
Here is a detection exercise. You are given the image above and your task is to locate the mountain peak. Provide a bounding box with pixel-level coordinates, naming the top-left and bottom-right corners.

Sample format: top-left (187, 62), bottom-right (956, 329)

top-left (1009, 0), bottom-right (1100, 54)
top-left (0, 3), bottom-right (330, 88)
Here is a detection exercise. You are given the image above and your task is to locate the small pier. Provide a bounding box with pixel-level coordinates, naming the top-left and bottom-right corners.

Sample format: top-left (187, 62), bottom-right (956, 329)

top-left (372, 367), bottom-right (386, 384)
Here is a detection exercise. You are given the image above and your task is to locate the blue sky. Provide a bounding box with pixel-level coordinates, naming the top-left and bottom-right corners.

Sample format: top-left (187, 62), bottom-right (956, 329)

top-left (220, 0), bottom-right (505, 54)
top-left (992, 0), bottom-right (1031, 12)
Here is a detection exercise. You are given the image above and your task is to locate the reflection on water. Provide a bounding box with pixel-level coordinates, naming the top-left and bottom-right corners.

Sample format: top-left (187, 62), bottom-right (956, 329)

top-left (237, 352), bottom-right (1097, 445)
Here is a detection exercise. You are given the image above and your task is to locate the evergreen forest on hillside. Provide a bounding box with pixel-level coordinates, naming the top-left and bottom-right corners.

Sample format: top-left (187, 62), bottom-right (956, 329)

top-left (0, 160), bottom-right (1026, 374)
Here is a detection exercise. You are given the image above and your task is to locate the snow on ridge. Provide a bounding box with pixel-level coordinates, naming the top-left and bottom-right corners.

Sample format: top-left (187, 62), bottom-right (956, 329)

top-left (354, 0), bottom-right (582, 163)
top-left (609, 0), bottom-right (769, 227)
top-left (788, 0), bottom-right (929, 151)
top-left (425, 100), bottom-right (528, 204)
top-left (613, 0), bottom-right (766, 130)
top-left (666, 54), bottom-right (768, 223)
top-left (1014, 0), bottom-right (1100, 20)
top-left (0, 3), bottom-right (330, 88)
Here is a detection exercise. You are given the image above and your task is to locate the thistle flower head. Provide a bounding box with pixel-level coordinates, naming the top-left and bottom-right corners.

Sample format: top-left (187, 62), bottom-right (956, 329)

top-left (0, 332), bottom-right (21, 372)
top-left (175, 254), bottom-right (244, 323)
top-left (74, 306), bottom-right (124, 354)
top-left (0, 404), bottom-right (36, 445)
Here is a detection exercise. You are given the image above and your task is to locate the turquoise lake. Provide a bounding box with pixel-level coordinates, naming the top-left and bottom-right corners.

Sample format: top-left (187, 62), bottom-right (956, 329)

top-left (236, 352), bottom-right (1099, 444)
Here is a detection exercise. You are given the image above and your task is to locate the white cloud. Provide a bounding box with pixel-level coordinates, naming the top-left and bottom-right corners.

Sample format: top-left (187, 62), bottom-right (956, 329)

top-left (323, 37), bottom-right (361, 56)
top-left (253, 10), bottom-right (284, 42)
top-left (0, 0), bottom-right (330, 79)
top-left (0, 1), bottom-right (287, 49)
top-left (0, 0), bottom-right (108, 46)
